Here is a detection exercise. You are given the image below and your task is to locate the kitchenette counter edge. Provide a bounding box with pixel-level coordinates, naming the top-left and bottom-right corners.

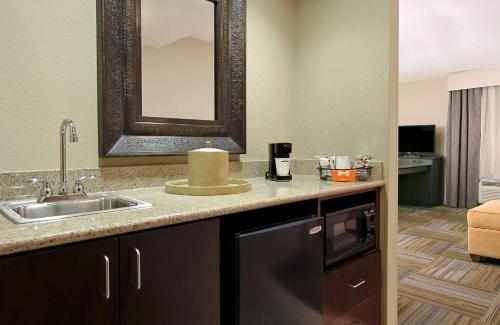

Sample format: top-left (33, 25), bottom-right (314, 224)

top-left (0, 175), bottom-right (384, 256)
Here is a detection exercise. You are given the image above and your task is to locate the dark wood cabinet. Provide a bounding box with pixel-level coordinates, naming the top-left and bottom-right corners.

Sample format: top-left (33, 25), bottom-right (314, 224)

top-left (0, 192), bottom-right (382, 325)
top-left (0, 219), bottom-right (220, 325)
top-left (0, 238), bottom-right (119, 325)
top-left (119, 218), bottom-right (220, 325)
top-left (324, 251), bottom-right (381, 325)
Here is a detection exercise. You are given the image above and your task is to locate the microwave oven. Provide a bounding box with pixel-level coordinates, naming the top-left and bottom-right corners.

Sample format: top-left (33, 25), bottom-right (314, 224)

top-left (324, 202), bottom-right (376, 267)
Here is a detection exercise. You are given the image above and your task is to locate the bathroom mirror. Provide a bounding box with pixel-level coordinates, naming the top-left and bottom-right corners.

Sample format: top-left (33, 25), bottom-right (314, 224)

top-left (141, 0), bottom-right (215, 121)
top-left (98, 0), bottom-right (246, 157)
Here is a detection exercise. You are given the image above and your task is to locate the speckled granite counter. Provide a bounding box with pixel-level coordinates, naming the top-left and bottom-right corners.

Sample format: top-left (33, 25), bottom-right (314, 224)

top-left (0, 175), bottom-right (384, 257)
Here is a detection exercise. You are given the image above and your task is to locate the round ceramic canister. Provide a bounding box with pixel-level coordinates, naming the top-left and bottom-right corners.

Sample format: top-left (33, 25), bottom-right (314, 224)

top-left (188, 142), bottom-right (229, 187)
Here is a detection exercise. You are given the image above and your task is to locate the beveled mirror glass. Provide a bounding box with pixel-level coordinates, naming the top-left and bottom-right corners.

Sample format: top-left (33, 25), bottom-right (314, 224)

top-left (98, 0), bottom-right (246, 157)
top-left (141, 0), bottom-right (215, 121)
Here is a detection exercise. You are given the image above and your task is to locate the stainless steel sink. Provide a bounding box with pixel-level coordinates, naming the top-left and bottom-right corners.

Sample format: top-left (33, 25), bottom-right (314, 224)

top-left (0, 193), bottom-right (152, 224)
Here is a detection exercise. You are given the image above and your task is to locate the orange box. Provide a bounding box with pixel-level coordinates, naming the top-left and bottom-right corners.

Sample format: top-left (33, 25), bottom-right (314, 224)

top-left (332, 169), bottom-right (356, 182)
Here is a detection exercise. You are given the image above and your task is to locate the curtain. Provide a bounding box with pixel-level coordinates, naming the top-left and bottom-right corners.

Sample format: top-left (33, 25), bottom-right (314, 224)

top-left (446, 88), bottom-right (482, 208)
top-left (480, 86), bottom-right (500, 180)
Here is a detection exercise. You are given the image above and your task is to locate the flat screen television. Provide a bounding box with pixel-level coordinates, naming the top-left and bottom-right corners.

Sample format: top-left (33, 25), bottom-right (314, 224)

top-left (399, 125), bottom-right (435, 154)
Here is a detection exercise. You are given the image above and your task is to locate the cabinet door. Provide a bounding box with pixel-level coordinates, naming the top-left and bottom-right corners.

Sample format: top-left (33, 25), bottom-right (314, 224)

top-left (119, 219), bottom-right (220, 325)
top-left (0, 238), bottom-right (119, 325)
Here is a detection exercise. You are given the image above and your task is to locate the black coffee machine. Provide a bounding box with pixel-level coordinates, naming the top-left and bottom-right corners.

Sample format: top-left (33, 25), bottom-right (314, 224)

top-left (265, 143), bottom-right (292, 181)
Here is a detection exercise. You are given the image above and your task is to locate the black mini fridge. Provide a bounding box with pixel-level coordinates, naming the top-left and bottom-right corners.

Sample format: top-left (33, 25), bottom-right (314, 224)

top-left (235, 216), bottom-right (324, 325)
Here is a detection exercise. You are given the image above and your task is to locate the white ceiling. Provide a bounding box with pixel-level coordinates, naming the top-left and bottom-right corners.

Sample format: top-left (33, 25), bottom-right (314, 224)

top-left (400, 0), bottom-right (500, 82)
top-left (142, 0), bottom-right (214, 48)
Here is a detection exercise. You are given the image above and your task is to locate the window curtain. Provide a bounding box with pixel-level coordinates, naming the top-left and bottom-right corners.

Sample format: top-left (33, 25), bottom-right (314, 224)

top-left (446, 88), bottom-right (482, 208)
top-left (480, 86), bottom-right (500, 180)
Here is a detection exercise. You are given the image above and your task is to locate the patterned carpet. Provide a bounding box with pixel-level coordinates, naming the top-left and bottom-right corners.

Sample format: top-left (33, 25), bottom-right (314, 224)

top-left (398, 206), bottom-right (500, 325)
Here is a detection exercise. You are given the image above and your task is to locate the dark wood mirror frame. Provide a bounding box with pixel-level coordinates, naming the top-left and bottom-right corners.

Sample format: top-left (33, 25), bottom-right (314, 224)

top-left (98, 0), bottom-right (246, 157)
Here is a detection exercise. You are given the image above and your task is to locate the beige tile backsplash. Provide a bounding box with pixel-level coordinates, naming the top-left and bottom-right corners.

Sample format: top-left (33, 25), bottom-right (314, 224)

top-left (0, 160), bottom-right (382, 201)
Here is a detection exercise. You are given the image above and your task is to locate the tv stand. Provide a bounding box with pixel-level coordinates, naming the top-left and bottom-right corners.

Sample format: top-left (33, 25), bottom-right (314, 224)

top-left (398, 155), bottom-right (444, 206)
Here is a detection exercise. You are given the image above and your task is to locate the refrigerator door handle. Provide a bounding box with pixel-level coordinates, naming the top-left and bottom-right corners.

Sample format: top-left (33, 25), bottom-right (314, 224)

top-left (309, 225), bottom-right (322, 235)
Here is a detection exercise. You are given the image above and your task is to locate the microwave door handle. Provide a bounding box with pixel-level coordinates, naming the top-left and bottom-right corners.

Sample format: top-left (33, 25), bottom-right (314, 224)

top-left (356, 214), bottom-right (361, 240)
top-left (359, 213), bottom-right (368, 242)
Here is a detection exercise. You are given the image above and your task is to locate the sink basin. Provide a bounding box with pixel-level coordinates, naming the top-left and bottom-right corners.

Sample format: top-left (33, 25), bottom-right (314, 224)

top-left (0, 193), bottom-right (152, 224)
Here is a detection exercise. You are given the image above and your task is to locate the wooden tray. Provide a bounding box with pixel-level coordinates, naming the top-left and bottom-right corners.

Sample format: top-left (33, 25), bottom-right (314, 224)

top-left (165, 178), bottom-right (251, 196)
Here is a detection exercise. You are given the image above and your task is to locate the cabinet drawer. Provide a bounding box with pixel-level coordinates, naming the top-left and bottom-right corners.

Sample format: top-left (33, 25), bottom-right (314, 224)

top-left (355, 294), bottom-right (381, 325)
top-left (327, 295), bottom-right (381, 325)
top-left (324, 251), bottom-right (381, 324)
top-left (328, 307), bottom-right (356, 325)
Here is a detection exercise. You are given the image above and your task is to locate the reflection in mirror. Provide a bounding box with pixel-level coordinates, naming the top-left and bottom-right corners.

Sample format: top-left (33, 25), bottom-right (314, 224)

top-left (141, 0), bottom-right (215, 121)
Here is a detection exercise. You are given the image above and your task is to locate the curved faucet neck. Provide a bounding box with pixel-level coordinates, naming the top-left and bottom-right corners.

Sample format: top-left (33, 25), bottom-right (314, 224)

top-left (59, 119), bottom-right (78, 195)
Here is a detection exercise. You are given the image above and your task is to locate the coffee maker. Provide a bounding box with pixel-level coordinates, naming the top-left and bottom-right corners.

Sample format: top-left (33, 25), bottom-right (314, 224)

top-left (265, 143), bottom-right (292, 181)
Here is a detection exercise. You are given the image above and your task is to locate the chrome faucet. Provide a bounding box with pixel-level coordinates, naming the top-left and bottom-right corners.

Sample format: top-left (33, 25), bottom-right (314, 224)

top-left (59, 119), bottom-right (78, 195)
top-left (27, 119), bottom-right (96, 203)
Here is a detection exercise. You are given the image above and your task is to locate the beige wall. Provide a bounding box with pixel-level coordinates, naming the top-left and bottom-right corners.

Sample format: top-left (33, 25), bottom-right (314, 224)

top-left (142, 38), bottom-right (214, 120)
top-left (0, 0), bottom-right (392, 169)
top-left (293, 0), bottom-right (390, 162)
top-left (387, 0), bottom-right (399, 323)
top-left (0, 0), bottom-right (295, 171)
top-left (399, 77), bottom-right (448, 155)
top-left (448, 67), bottom-right (500, 91)
top-left (0, 0), bottom-right (98, 172)
top-left (244, 0), bottom-right (296, 161)
top-left (294, 1), bottom-right (396, 323)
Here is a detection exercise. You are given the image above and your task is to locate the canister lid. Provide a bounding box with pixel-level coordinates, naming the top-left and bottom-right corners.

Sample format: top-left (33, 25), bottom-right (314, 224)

top-left (191, 141), bottom-right (226, 152)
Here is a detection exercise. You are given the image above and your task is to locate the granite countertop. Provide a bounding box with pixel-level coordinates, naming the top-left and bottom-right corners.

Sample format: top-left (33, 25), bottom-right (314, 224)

top-left (0, 175), bottom-right (384, 257)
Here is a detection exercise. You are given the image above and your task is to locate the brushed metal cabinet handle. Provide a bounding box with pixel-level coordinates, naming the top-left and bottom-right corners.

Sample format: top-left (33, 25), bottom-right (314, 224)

top-left (104, 255), bottom-right (110, 300)
top-left (134, 248), bottom-right (142, 290)
top-left (348, 278), bottom-right (366, 288)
